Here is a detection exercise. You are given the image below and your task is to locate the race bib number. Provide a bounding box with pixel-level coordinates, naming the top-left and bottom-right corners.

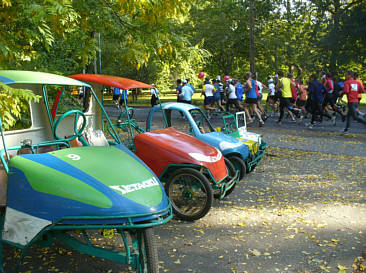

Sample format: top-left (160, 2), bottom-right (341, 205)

top-left (351, 84), bottom-right (358, 91)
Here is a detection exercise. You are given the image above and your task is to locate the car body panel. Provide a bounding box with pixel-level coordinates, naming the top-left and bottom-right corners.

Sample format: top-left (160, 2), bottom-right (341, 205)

top-left (134, 127), bottom-right (227, 182)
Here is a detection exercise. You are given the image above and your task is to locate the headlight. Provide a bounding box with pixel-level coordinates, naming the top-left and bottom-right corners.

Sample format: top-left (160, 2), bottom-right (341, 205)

top-left (189, 150), bottom-right (222, 163)
top-left (219, 141), bottom-right (242, 150)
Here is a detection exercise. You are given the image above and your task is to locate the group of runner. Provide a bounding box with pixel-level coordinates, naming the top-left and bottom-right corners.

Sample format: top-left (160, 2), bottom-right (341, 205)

top-left (266, 70), bottom-right (365, 134)
top-left (176, 70), bottom-right (365, 134)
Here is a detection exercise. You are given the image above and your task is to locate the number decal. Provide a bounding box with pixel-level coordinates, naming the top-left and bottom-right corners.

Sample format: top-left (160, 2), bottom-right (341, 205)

top-left (67, 154), bottom-right (81, 161)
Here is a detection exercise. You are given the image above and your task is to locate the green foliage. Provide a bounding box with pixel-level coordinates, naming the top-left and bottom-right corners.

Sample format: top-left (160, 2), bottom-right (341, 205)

top-left (0, 0), bottom-right (80, 69)
top-left (0, 82), bottom-right (40, 130)
top-left (0, 0), bottom-right (365, 90)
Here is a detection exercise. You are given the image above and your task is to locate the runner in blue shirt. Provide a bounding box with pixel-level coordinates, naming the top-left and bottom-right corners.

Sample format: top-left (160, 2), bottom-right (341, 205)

top-left (119, 89), bottom-right (129, 108)
top-left (113, 87), bottom-right (120, 107)
top-left (213, 79), bottom-right (225, 111)
top-left (181, 79), bottom-right (194, 104)
top-left (235, 80), bottom-right (244, 102)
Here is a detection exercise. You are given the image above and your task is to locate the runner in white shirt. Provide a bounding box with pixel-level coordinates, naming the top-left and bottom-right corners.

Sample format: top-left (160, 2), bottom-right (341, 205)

top-left (253, 75), bottom-right (267, 118)
top-left (202, 78), bottom-right (216, 111)
top-left (265, 78), bottom-right (277, 116)
top-left (226, 79), bottom-right (244, 112)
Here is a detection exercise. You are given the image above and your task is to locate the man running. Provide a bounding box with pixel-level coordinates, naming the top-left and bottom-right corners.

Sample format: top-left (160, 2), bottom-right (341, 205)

top-left (307, 74), bottom-right (334, 128)
top-left (265, 78), bottom-right (277, 116)
top-left (276, 71), bottom-right (300, 123)
top-left (176, 79), bottom-right (183, 102)
top-left (202, 77), bottom-right (216, 111)
top-left (213, 79), bottom-right (225, 111)
top-left (341, 71), bottom-right (366, 135)
top-left (323, 72), bottom-right (345, 124)
top-left (181, 79), bottom-right (194, 104)
top-left (226, 79), bottom-right (244, 112)
top-left (243, 72), bottom-right (264, 127)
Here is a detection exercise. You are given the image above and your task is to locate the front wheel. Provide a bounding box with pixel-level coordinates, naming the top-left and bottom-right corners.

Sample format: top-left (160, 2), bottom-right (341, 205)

top-left (136, 228), bottom-right (158, 273)
top-left (165, 168), bottom-right (213, 221)
top-left (227, 155), bottom-right (246, 180)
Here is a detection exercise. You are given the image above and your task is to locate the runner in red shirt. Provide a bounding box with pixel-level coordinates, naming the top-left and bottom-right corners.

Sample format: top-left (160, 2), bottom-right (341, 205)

top-left (323, 72), bottom-right (346, 124)
top-left (341, 71), bottom-right (366, 135)
top-left (354, 72), bottom-right (365, 117)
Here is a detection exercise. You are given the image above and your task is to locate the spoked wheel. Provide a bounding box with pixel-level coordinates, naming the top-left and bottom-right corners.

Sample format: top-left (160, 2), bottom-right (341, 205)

top-left (55, 228), bottom-right (159, 273)
top-left (135, 228), bottom-right (158, 273)
top-left (227, 155), bottom-right (246, 180)
top-left (165, 168), bottom-right (213, 221)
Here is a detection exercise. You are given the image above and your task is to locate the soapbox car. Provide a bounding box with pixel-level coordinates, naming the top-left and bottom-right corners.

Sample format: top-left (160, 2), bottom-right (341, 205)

top-left (0, 70), bottom-right (172, 273)
top-left (210, 111), bottom-right (267, 172)
top-left (69, 74), bottom-right (238, 221)
top-left (147, 103), bottom-right (250, 179)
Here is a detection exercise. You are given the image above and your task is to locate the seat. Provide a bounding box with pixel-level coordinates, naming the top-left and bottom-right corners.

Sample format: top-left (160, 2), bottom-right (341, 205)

top-left (84, 130), bottom-right (109, 146)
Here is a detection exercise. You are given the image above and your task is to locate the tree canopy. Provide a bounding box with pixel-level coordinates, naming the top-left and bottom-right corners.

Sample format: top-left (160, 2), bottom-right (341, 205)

top-left (0, 0), bottom-right (365, 126)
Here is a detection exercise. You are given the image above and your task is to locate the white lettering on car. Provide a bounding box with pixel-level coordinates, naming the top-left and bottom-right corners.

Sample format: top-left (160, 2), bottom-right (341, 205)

top-left (110, 178), bottom-right (160, 195)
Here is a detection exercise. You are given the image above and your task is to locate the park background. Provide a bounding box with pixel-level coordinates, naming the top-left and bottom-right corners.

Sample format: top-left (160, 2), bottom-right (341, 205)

top-left (0, 0), bottom-right (365, 123)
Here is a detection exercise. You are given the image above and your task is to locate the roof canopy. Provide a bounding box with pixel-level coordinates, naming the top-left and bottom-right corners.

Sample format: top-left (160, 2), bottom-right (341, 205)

top-left (69, 74), bottom-right (154, 90)
top-left (0, 70), bottom-right (90, 87)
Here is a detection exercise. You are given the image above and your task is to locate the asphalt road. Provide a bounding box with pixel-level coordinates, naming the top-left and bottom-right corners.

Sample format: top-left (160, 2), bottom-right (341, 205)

top-left (3, 105), bottom-right (366, 273)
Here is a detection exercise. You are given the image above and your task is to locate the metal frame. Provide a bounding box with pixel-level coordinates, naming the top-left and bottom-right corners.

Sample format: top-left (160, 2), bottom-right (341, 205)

top-left (0, 206), bottom-right (172, 272)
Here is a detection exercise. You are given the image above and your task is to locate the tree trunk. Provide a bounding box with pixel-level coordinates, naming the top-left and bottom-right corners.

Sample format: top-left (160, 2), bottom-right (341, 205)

top-left (249, 0), bottom-right (255, 73)
top-left (86, 30), bottom-right (98, 74)
top-left (329, 0), bottom-right (341, 76)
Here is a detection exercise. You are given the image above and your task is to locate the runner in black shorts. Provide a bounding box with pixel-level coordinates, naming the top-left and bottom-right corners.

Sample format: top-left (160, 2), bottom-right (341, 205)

top-left (245, 98), bottom-right (258, 104)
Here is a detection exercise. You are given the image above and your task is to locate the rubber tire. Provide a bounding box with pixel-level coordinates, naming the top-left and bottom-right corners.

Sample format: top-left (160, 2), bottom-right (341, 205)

top-left (227, 155), bottom-right (246, 180)
top-left (138, 228), bottom-right (158, 273)
top-left (165, 168), bottom-right (213, 221)
top-left (214, 157), bottom-right (237, 199)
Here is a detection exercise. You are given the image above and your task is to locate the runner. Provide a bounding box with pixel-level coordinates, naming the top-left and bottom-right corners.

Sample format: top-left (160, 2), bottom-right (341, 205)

top-left (176, 79), bottom-right (183, 102)
top-left (119, 89), bottom-right (129, 109)
top-left (289, 73), bottom-right (298, 107)
top-left (265, 78), bottom-right (277, 116)
top-left (213, 79), bottom-right (225, 111)
top-left (202, 77), bottom-right (216, 112)
top-left (226, 78), bottom-right (244, 112)
top-left (323, 72), bottom-right (345, 125)
top-left (235, 79), bottom-right (244, 106)
top-left (150, 84), bottom-right (159, 107)
top-left (276, 71), bottom-right (300, 124)
top-left (181, 79), bottom-right (194, 104)
top-left (297, 80), bottom-right (308, 122)
top-left (243, 72), bottom-right (264, 127)
top-left (354, 72), bottom-right (365, 117)
top-left (113, 86), bottom-right (120, 108)
top-left (307, 74), bottom-right (334, 128)
top-left (341, 71), bottom-right (366, 135)
top-left (253, 74), bottom-right (267, 120)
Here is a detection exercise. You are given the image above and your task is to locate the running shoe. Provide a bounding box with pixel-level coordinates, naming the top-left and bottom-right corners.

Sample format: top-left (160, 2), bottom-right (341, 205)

top-left (295, 109), bottom-right (301, 118)
top-left (259, 121), bottom-right (264, 127)
top-left (343, 129), bottom-right (349, 135)
top-left (331, 115), bottom-right (336, 126)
